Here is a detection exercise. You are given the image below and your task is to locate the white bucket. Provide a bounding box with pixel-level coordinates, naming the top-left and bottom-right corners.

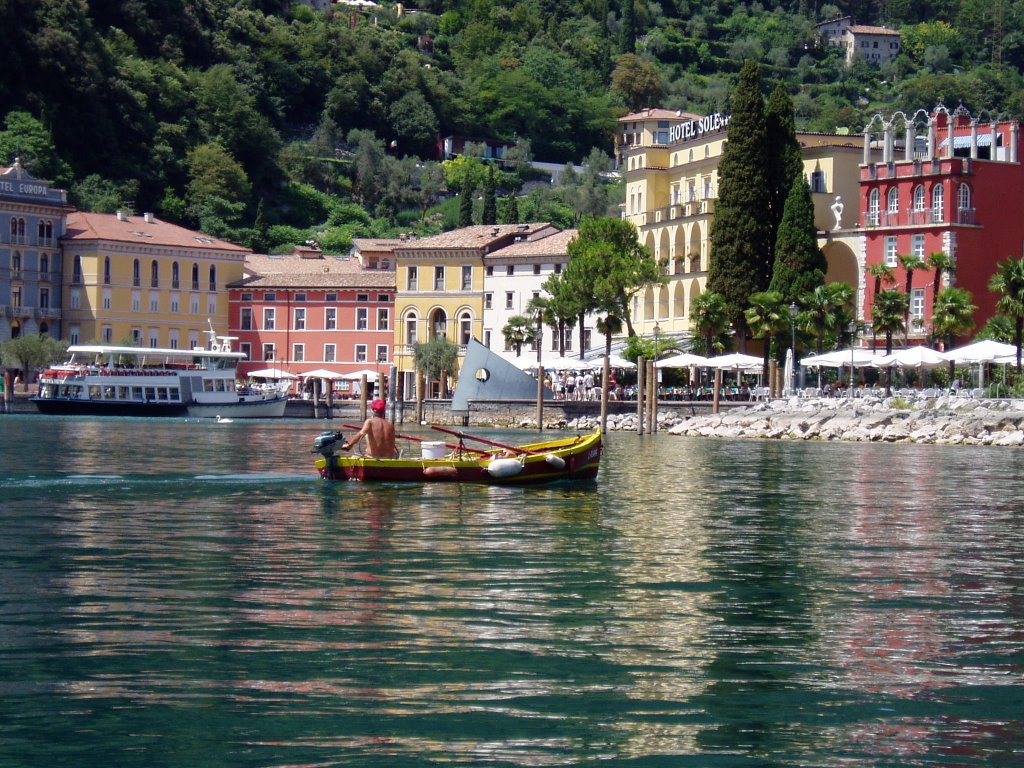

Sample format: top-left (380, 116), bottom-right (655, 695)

top-left (421, 441), bottom-right (447, 460)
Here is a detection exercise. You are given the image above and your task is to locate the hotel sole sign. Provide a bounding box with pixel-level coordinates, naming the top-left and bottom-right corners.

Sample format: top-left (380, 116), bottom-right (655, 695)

top-left (669, 112), bottom-right (730, 144)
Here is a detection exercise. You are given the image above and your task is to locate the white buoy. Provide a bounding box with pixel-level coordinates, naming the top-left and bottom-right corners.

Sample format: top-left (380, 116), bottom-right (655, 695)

top-left (486, 457), bottom-right (523, 478)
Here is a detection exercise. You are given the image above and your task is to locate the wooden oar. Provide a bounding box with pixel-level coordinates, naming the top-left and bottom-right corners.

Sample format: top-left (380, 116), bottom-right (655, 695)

top-left (430, 425), bottom-right (543, 455)
top-left (341, 424), bottom-right (488, 456)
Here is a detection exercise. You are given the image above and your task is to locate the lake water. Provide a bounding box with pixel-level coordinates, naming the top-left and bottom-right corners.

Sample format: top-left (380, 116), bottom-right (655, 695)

top-left (2, 414), bottom-right (1023, 767)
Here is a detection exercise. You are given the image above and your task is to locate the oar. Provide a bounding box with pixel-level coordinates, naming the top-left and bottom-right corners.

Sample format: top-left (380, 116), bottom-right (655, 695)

top-left (430, 425), bottom-right (543, 455)
top-left (340, 424), bottom-right (488, 456)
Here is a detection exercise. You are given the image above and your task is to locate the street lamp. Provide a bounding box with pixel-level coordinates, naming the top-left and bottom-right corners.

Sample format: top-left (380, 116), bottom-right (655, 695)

top-left (789, 302), bottom-right (798, 393)
top-left (848, 320), bottom-right (858, 399)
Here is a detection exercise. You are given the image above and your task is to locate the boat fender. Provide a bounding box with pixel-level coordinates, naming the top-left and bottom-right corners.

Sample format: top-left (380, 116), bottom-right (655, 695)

top-left (486, 457), bottom-right (523, 478)
top-left (544, 453), bottom-right (566, 469)
top-left (423, 465), bottom-right (458, 479)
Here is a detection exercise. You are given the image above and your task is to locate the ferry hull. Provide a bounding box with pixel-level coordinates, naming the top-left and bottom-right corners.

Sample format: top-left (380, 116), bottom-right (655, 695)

top-left (31, 397), bottom-right (188, 417)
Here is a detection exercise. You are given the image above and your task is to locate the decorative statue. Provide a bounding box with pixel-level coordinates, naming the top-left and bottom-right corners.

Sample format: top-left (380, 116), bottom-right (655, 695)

top-left (831, 195), bottom-right (844, 230)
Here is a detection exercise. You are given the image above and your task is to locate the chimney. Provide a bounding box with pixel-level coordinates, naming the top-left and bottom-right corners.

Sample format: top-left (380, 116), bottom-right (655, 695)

top-left (116, 210), bottom-right (128, 221)
top-left (143, 212), bottom-right (154, 223)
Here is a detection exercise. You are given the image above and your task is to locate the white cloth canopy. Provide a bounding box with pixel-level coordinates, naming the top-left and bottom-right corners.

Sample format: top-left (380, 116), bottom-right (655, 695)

top-left (704, 352), bottom-right (763, 371)
top-left (300, 368), bottom-right (345, 380)
top-left (605, 353), bottom-right (637, 369)
top-left (340, 369), bottom-right (380, 382)
top-left (656, 352), bottom-right (709, 369)
top-left (247, 367), bottom-right (298, 380)
top-left (872, 347), bottom-right (948, 369)
top-left (800, 349), bottom-right (876, 368)
top-left (941, 339), bottom-right (1017, 364)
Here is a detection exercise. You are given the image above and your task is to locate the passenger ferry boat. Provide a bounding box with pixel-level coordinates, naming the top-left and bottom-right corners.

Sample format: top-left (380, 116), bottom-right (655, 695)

top-left (32, 332), bottom-right (290, 418)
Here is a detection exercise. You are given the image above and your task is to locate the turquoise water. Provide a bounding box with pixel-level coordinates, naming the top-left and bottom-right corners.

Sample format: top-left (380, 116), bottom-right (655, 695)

top-left (1, 415), bottom-right (1023, 767)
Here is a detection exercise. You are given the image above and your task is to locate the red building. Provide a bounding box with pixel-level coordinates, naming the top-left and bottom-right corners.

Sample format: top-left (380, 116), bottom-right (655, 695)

top-left (228, 244), bottom-right (398, 391)
top-left (860, 106), bottom-right (1022, 346)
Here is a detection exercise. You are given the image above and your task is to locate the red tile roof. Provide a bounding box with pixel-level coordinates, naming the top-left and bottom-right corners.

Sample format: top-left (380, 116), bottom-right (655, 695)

top-left (485, 229), bottom-right (577, 260)
top-left (64, 211), bottom-right (250, 252)
top-left (618, 108), bottom-right (703, 123)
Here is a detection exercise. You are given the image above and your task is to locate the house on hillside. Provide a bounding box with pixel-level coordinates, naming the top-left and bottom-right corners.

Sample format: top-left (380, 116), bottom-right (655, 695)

top-left (816, 16), bottom-right (901, 65)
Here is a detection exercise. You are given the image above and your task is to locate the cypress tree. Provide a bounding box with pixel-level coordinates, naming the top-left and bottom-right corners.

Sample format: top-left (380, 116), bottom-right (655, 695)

top-left (482, 166), bottom-right (497, 225)
top-left (707, 61), bottom-right (771, 349)
top-left (764, 82), bottom-right (804, 285)
top-left (768, 175), bottom-right (827, 305)
top-left (500, 190), bottom-right (519, 224)
top-left (620, 0), bottom-right (635, 54)
top-left (459, 184), bottom-right (474, 227)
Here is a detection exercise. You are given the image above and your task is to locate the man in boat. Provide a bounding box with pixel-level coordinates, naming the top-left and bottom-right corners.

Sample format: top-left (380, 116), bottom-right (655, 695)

top-left (343, 399), bottom-right (399, 458)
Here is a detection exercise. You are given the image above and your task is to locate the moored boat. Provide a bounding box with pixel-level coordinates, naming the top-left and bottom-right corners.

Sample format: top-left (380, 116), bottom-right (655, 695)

top-left (32, 331), bottom-right (290, 418)
top-left (313, 426), bottom-right (602, 484)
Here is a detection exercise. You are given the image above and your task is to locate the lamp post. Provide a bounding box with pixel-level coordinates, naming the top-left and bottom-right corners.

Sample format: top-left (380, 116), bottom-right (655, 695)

top-left (789, 302), bottom-right (798, 394)
top-left (848, 320), bottom-right (857, 399)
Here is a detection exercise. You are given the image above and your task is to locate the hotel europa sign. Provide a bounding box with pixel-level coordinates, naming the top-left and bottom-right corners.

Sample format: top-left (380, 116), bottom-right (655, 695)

top-left (669, 112), bottom-right (730, 144)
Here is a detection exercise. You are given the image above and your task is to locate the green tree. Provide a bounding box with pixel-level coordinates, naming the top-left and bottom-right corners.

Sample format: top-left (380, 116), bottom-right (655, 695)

top-left (620, 0), bottom-right (636, 54)
top-left (499, 191), bottom-right (520, 224)
top-left (898, 253), bottom-right (926, 342)
top-left (186, 143), bottom-right (251, 225)
top-left (0, 111), bottom-right (72, 185)
top-left (502, 314), bottom-right (538, 357)
top-left (690, 291), bottom-right (729, 357)
top-left (250, 199), bottom-right (270, 254)
top-left (744, 290), bottom-right (789, 379)
top-left (0, 334), bottom-right (67, 378)
top-left (386, 91), bottom-right (439, 157)
top-left (458, 184), bottom-right (475, 227)
top-left (927, 250), bottom-right (955, 297)
top-left (931, 286), bottom-right (976, 380)
top-left (481, 166), bottom-right (497, 225)
top-left (413, 336), bottom-right (459, 391)
top-left (868, 262), bottom-right (897, 295)
top-left (800, 282), bottom-right (855, 355)
top-left (70, 174), bottom-right (140, 214)
top-left (442, 155), bottom-right (488, 195)
top-left (562, 217), bottom-right (662, 338)
top-left (347, 129), bottom-right (387, 208)
top-left (610, 54), bottom-right (663, 111)
top-left (768, 175), bottom-right (827, 304)
top-left (764, 83), bottom-right (804, 249)
top-left (872, 288), bottom-right (908, 394)
top-left (988, 254), bottom-right (1024, 370)
top-left (707, 62), bottom-right (771, 350)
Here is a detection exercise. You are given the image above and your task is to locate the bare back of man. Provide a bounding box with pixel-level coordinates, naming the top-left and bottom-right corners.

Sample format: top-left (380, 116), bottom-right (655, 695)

top-left (346, 414), bottom-right (398, 458)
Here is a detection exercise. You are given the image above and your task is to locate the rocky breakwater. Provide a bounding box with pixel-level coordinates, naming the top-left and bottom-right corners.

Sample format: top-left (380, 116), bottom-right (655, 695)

top-left (562, 395), bottom-right (1024, 446)
top-left (665, 395), bottom-right (1024, 445)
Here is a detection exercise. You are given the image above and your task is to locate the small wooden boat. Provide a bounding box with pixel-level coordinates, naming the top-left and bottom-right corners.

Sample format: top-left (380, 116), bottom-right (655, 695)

top-left (313, 425), bottom-right (602, 485)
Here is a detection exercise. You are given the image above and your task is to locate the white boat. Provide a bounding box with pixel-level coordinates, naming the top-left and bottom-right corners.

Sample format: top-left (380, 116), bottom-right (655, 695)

top-left (32, 331), bottom-right (290, 418)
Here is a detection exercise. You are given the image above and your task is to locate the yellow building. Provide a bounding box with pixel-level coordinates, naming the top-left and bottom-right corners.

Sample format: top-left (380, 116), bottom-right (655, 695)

top-left (618, 108), bottom-right (873, 342)
top-left (392, 223), bottom-right (557, 398)
top-left (61, 211), bottom-right (250, 348)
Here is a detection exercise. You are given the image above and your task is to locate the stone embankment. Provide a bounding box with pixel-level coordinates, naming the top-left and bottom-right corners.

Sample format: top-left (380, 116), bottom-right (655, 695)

top-left (563, 395), bottom-right (1024, 446)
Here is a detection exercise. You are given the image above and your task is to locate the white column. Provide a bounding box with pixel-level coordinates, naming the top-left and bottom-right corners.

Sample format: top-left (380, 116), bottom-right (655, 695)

top-left (927, 119), bottom-right (937, 159)
top-left (863, 129), bottom-right (872, 165)
top-left (946, 116), bottom-right (955, 159)
top-left (970, 120), bottom-right (979, 159)
top-left (905, 124), bottom-right (914, 161)
top-left (884, 121), bottom-right (894, 163)
top-left (1011, 122), bottom-right (1019, 163)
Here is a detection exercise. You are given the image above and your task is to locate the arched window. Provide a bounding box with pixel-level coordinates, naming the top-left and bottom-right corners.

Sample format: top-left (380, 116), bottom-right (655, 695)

top-left (404, 313), bottom-right (418, 347)
top-left (459, 311), bottom-right (472, 345)
top-left (913, 184), bottom-right (926, 211)
top-left (191, 263), bottom-right (199, 291)
top-left (37, 219), bottom-right (52, 242)
top-left (208, 265), bottom-right (217, 291)
top-left (132, 258), bottom-right (141, 287)
top-left (40, 254), bottom-right (48, 274)
top-left (73, 255), bottom-right (83, 284)
top-left (931, 184), bottom-right (944, 222)
top-left (957, 183), bottom-right (971, 210)
top-left (868, 188), bottom-right (880, 225)
top-left (104, 256), bottom-right (111, 284)
top-left (150, 259), bottom-right (159, 288)
top-left (172, 261), bottom-right (180, 289)
top-left (886, 187), bottom-right (899, 215)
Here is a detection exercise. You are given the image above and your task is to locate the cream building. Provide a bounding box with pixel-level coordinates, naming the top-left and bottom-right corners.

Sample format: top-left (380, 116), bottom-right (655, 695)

top-left (618, 108), bottom-right (876, 343)
top-left (61, 211), bottom-right (249, 348)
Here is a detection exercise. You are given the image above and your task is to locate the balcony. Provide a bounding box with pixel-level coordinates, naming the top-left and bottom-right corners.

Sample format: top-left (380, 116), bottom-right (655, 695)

top-left (957, 208), bottom-right (977, 225)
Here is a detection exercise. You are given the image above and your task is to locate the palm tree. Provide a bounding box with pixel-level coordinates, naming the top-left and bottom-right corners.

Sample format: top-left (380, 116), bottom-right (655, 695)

top-left (502, 314), bottom-right (537, 357)
top-left (800, 282), bottom-right (855, 354)
top-left (988, 255), bottom-right (1024, 371)
top-left (867, 262), bottom-right (896, 295)
top-left (931, 287), bottom-right (976, 381)
top-left (898, 253), bottom-right (925, 345)
top-left (596, 314), bottom-right (624, 360)
top-left (927, 250), bottom-right (955, 297)
top-left (690, 291), bottom-right (729, 357)
top-left (744, 291), bottom-right (789, 380)
top-left (872, 289), bottom-right (908, 395)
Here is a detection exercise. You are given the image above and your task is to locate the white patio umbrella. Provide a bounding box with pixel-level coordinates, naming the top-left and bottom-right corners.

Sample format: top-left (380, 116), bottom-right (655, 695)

top-left (871, 347), bottom-right (947, 369)
top-left (605, 353), bottom-right (637, 369)
top-left (247, 367), bottom-right (298, 379)
top-left (341, 369), bottom-right (380, 382)
top-left (800, 349), bottom-right (877, 368)
top-left (704, 352), bottom-right (763, 371)
top-left (300, 368), bottom-right (345, 380)
top-left (656, 352), bottom-right (709, 368)
top-left (941, 339), bottom-right (1017, 363)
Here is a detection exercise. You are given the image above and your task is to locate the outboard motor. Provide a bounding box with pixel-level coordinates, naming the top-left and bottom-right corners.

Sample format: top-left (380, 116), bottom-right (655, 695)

top-left (313, 430), bottom-right (346, 457)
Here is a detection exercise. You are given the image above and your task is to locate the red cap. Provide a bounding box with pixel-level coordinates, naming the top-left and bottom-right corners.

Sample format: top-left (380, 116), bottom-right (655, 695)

top-left (371, 398), bottom-right (386, 413)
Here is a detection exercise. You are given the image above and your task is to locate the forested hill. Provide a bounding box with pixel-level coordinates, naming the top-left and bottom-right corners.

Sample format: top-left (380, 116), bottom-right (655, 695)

top-left (2, 0), bottom-right (1023, 250)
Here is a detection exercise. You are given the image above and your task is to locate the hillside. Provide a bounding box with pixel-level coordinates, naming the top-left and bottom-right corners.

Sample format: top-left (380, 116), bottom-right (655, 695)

top-left (2, 0), bottom-right (1023, 250)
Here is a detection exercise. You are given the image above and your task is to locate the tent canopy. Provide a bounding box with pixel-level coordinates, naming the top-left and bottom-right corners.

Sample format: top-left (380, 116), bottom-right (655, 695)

top-left (247, 367), bottom-right (298, 379)
top-left (656, 352), bottom-right (710, 369)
